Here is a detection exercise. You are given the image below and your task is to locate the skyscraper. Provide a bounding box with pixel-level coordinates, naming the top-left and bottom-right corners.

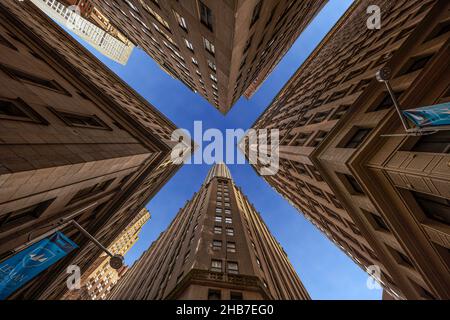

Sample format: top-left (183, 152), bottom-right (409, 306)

top-left (62, 208), bottom-right (150, 300)
top-left (0, 0), bottom-right (191, 299)
top-left (85, 0), bottom-right (327, 113)
top-left (109, 164), bottom-right (310, 300)
top-left (33, 0), bottom-right (135, 65)
top-left (243, 0), bottom-right (450, 299)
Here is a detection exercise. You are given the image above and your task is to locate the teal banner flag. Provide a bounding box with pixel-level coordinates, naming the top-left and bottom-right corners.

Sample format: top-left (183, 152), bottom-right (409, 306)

top-left (0, 232), bottom-right (77, 300)
top-left (403, 102), bottom-right (450, 127)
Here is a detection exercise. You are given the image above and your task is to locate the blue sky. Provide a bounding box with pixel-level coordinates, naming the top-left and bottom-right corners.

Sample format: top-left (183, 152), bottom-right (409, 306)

top-left (66, 0), bottom-right (381, 300)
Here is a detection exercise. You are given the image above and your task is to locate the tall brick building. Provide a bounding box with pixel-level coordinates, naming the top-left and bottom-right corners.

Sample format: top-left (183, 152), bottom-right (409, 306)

top-left (0, 0), bottom-right (191, 300)
top-left (84, 0), bottom-right (327, 113)
top-left (109, 164), bottom-right (310, 300)
top-left (244, 0), bottom-right (450, 299)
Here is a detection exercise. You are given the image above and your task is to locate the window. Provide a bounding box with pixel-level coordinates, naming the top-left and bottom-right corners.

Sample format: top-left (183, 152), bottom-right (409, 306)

top-left (309, 130), bottom-right (328, 147)
top-left (1, 66), bottom-right (70, 96)
top-left (119, 172), bottom-right (134, 187)
top-left (189, 234), bottom-right (195, 245)
top-left (176, 272), bottom-right (184, 283)
top-left (0, 34), bottom-right (17, 50)
top-left (211, 260), bottom-right (222, 272)
top-left (0, 97), bottom-right (47, 124)
top-left (425, 20), bottom-right (450, 42)
top-left (226, 228), bottom-right (234, 236)
top-left (216, 207), bottom-right (222, 213)
top-left (331, 105), bottom-right (350, 120)
top-left (49, 108), bottom-right (110, 130)
top-left (208, 60), bottom-right (217, 71)
top-left (329, 193), bottom-right (343, 209)
top-left (215, 216), bottom-right (222, 223)
top-left (400, 54), bottom-right (433, 75)
top-left (184, 251), bottom-right (190, 263)
top-left (250, 1), bottom-right (263, 27)
top-left (210, 73), bottom-right (218, 82)
top-left (145, 5), bottom-right (170, 29)
top-left (68, 179), bottom-right (115, 205)
top-left (227, 242), bottom-right (236, 253)
top-left (192, 57), bottom-right (199, 66)
top-left (225, 209), bottom-right (231, 215)
top-left (371, 92), bottom-right (402, 111)
top-left (244, 35), bottom-right (253, 53)
top-left (214, 226), bottom-right (222, 234)
top-left (411, 131), bottom-right (450, 154)
top-left (364, 209), bottom-right (390, 232)
top-left (174, 11), bottom-right (187, 30)
top-left (225, 217), bottom-right (232, 224)
top-left (227, 262), bottom-right (239, 274)
top-left (413, 191), bottom-right (450, 226)
top-left (386, 245), bottom-right (414, 268)
top-left (310, 110), bottom-right (330, 124)
top-left (0, 199), bottom-right (54, 230)
top-left (410, 278), bottom-right (435, 299)
top-left (213, 240), bottom-right (222, 251)
top-left (339, 173), bottom-right (365, 195)
top-left (256, 257), bottom-right (263, 269)
top-left (203, 37), bottom-right (215, 55)
top-left (230, 291), bottom-right (243, 300)
top-left (343, 128), bottom-right (372, 148)
top-left (199, 1), bottom-right (213, 30)
top-left (208, 289), bottom-right (221, 300)
top-left (185, 39), bottom-right (194, 51)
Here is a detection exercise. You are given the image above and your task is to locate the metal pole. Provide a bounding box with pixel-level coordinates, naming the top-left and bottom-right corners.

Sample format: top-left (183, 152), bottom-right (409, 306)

top-left (376, 67), bottom-right (410, 132)
top-left (383, 81), bottom-right (410, 132)
top-left (70, 220), bottom-right (114, 258)
top-left (69, 221), bottom-right (124, 270)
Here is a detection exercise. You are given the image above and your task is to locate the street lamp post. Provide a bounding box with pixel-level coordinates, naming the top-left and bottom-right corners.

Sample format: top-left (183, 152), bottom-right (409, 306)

top-left (375, 67), bottom-right (440, 137)
top-left (7, 203), bottom-right (124, 270)
top-left (376, 67), bottom-right (410, 132)
top-left (69, 220), bottom-right (124, 270)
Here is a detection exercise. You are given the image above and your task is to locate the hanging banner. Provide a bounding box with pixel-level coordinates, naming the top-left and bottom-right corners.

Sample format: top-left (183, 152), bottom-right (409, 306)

top-left (403, 102), bottom-right (450, 127)
top-left (0, 232), bottom-right (77, 300)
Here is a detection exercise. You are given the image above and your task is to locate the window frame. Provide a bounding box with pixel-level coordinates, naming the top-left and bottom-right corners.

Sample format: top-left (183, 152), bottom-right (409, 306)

top-left (48, 107), bottom-right (112, 131)
top-left (0, 97), bottom-right (48, 124)
top-left (0, 199), bottom-right (55, 230)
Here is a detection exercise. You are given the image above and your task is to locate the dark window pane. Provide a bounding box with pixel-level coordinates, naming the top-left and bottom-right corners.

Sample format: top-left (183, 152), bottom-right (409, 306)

top-left (413, 191), bottom-right (450, 225)
top-left (0, 98), bottom-right (47, 124)
top-left (68, 179), bottom-right (115, 205)
top-left (401, 55), bottom-right (433, 75)
top-left (0, 34), bottom-right (17, 50)
top-left (0, 99), bottom-right (28, 118)
top-left (340, 174), bottom-right (365, 195)
top-left (199, 2), bottom-right (213, 30)
top-left (344, 128), bottom-right (372, 148)
top-left (411, 131), bottom-right (450, 154)
top-left (50, 108), bottom-right (110, 130)
top-left (5, 67), bottom-right (67, 94)
top-left (0, 199), bottom-right (54, 229)
top-left (230, 291), bottom-right (243, 300)
top-left (208, 289), bottom-right (221, 300)
top-left (250, 1), bottom-right (263, 27)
